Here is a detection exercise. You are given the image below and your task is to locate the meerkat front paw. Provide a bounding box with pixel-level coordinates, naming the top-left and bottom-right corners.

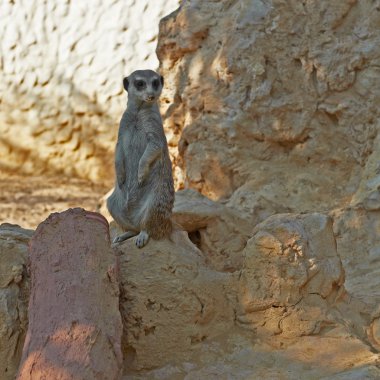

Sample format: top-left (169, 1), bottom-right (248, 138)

top-left (113, 235), bottom-right (124, 244)
top-left (135, 231), bottom-right (149, 248)
top-left (137, 161), bottom-right (149, 185)
top-left (113, 231), bottom-right (137, 244)
top-left (137, 165), bottom-right (148, 185)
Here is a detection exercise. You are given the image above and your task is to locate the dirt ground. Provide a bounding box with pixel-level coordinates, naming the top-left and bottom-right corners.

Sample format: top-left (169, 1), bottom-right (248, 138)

top-left (0, 173), bottom-right (110, 230)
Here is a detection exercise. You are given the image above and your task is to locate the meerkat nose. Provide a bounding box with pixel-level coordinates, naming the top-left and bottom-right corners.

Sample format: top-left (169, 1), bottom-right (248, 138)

top-left (146, 95), bottom-right (155, 101)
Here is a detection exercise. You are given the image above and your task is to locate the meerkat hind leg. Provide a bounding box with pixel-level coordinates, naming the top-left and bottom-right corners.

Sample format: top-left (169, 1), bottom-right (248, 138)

top-left (113, 231), bottom-right (138, 244)
top-left (135, 230), bottom-right (149, 248)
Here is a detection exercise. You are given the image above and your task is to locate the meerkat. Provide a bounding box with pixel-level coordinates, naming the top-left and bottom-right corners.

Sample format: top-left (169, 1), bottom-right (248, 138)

top-left (107, 70), bottom-right (174, 248)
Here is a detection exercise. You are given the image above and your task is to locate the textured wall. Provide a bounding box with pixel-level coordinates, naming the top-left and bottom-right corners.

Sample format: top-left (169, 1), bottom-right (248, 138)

top-left (0, 0), bottom-right (179, 181)
top-left (157, 0), bottom-right (380, 213)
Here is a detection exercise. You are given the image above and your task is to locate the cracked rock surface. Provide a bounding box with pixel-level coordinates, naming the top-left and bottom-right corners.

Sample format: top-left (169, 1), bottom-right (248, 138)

top-left (114, 210), bottom-right (379, 379)
top-left (2, 205), bottom-right (380, 379)
top-left (158, 0), bottom-right (380, 214)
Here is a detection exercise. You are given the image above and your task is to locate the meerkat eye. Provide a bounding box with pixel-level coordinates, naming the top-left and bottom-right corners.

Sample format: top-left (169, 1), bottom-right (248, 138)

top-left (134, 80), bottom-right (146, 90)
top-left (152, 78), bottom-right (160, 90)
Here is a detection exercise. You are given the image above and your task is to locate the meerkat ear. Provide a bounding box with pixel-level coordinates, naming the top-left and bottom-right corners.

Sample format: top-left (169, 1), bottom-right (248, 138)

top-left (160, 75), bottom-right (164, 87)
top-left (123, 77), bottom-right (129, 92)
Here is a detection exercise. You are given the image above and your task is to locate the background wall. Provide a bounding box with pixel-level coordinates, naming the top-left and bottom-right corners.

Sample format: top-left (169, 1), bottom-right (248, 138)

top-left (0, 0), bottom-right (179, 182)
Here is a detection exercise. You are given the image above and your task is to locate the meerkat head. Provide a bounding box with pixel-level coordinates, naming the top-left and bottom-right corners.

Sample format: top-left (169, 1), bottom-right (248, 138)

top-left (123, 70), bottom-right (164, 104)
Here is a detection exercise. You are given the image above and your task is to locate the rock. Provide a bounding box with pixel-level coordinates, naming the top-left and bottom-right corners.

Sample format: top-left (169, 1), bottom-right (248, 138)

top-left (117, 229), bottom-right (235, 371)
top-left (321, 366), bottom-right (380, 380)
top-left (226, 180), bottom-right (293, 226)
top-left (350, 133), bottom-right (380, 210)
top-left (173, 189), bottom-right (251, 271)
top-left (369, 315), bottom-right (380, 350)
top-left (332, 207), bottom-right (380, 311)
top-left (0, 224), bottom-right (32, 380)
top-left (153, 7), bottom-right (380, 374)
top-left (157, 0), bottom-right (380, 214)
top-left (1, 209), bottom-right (379, 378)
top-left (115, 211), bottom-right (378, 378)
top-left (172, 189), bottom-right (228, 232)
top-left (17, 209), bottom-right (123, 380)
top-left (237, 213), bottom-right (345, 345)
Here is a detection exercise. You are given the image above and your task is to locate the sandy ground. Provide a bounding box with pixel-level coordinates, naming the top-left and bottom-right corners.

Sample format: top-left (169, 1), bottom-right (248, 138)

top-left (0, 174), bottom-right (110, 229)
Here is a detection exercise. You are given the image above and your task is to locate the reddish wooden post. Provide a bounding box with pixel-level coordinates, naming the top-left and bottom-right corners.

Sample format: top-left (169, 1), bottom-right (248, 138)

top-left (17, 208), bottom-right (123, 380)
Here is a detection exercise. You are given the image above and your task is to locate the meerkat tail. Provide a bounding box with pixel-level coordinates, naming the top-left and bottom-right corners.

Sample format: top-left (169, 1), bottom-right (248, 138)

top-left (144, 184), bottom-right (173, 240)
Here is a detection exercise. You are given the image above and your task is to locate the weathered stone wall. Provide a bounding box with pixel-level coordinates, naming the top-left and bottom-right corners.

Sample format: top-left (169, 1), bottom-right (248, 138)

top-left (0, 0), bottom-right (179, 181)
top-left (153, 6), bottom-right (380, 376)
top-left (158, 0), bottom-right (380, 214)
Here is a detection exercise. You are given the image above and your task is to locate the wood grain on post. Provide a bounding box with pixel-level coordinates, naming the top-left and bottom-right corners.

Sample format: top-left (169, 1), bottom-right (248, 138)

top-left (17, 208), bottom-right (123, 380)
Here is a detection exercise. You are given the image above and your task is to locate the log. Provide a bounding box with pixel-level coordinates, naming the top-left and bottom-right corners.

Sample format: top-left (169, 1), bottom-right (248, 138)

top-left (17, 208), bottom-right (123, 380)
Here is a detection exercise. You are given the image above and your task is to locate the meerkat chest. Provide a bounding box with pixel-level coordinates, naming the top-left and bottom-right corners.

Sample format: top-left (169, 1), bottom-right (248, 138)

top-left (122, 107), bottom-right (160, 152)
top-left (123, 125), bottom-right (146, 152)
top-left (122, 118), bottom-right (148, 154)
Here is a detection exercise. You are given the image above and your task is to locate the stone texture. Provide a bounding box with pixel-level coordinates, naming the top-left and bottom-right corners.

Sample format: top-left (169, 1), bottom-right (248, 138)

top-left (0, 224), bottom-right (32, 380)
top-left (172, 189), bottom-right (252, 272)
top-left (152, 4), bottom-right (380, 375)
top-left (157, 0), bottom-right (380, 213)
top-left (237, 213), bottom-right (345, 345)
top-left (1, 209), bottom-right (380, 378)
top-left (117, 230), bottom-right (235, 372)
top-left (0, 0), bottom-right (179, 182)
top-left (17, 209), bottom-right (123, 380)
top-left (332, 207), bottom-right (380, 311)
top-left (350, 133), bottom-right (380, 210)
top-left (112, 211), bottom-right (378, 379)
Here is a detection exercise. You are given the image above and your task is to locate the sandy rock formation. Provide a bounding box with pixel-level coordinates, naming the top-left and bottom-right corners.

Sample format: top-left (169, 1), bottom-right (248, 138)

top-left (0, 224), bottom-right (32, 380)
top-left (157, 0), bottom-right (380, 214)
top-left (117, 230), bottom-right (235, 372)
top-left (153, 4), bottom-right (380, 376)
top-left (0, 0), bottom-right (179, 181)
top-left (237, 213), bottom-right (345, 345)
top-left (1, 207), bottom-right (380, 378)
top-left (330, 132), bottom-right (380, 351)
top-left (17, 209), bottom-right (123, 380)
top-left (333, 207), bottom-right (380, 310)
top-left (115, 210), bottom-right (378, 379)
top-left (172, 189), bottom-right (252, 271)
top-left (350, 133), bottom-right (380, 211)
